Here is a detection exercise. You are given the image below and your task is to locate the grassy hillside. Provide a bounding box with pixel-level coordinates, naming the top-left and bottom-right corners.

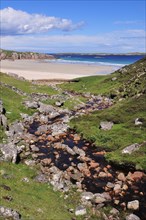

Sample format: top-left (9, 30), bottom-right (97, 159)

top-left (61, 57), bottom-right (146, 98)
top-left (60, 57), bottom-right (146, 169)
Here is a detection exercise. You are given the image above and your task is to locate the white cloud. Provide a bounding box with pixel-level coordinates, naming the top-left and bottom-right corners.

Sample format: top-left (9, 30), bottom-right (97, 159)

top-left (1, 28), bottom-right (145, 53)
top-left (0, 7), bottom-right (85, 35)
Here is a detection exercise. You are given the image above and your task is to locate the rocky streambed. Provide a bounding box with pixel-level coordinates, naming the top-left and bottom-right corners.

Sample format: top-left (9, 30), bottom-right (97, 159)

top-left (1, 99), bottom-right (146, 220)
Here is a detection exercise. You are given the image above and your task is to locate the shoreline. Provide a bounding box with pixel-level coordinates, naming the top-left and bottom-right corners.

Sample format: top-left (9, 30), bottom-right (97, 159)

top-left (0, 59), bottom-right (116, 80)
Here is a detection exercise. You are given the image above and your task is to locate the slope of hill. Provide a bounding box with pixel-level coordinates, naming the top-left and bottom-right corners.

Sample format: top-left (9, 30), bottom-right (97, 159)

top-left (61, 57), bottom-right (146, 170)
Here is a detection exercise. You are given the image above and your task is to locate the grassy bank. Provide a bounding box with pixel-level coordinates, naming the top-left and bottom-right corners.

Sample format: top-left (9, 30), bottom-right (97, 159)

top-left (0, 162), bottom-right (82, 220)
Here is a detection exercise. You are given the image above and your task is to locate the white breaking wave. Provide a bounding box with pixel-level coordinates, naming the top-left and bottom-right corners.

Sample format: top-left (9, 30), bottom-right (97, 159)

top-left (45, 58), bottom-right (126, 67)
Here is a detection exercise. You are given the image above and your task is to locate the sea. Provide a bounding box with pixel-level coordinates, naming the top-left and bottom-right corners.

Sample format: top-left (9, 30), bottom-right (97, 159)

top-left (48, 54), bottom-right (145, 70)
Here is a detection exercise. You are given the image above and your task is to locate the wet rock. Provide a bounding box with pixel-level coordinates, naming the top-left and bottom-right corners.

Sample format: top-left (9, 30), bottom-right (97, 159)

top-left (127, 200), bottom-right (139, 210)
top-left (24, 100), bottom-right (39, 109)
top-left (30, 145), bottom-right (39, 152)
top-left (51, 123), bottom-right (68, 136)
top-left (94, 192), bottom-right (111, 204)
top-left (126, 214), bottom-right (141, 220)
top-left (117, 172), bottom-right (126, 181)
top-left (135, 118), bottom-right (143, 126)
top-left (70, 170), bottom-right (83, 181)
top-left (106, 182), bottom-right (115, 189)
top-left (75, 206), bottom-right (87, 216)
top-left (37, 125), bottom-right (49, 134)
top-left (122, 143), bottom-right (140, 154)
top-left (0, 206), bottom-right (21, 220)
top-left (0, 143), bottom-right (18, 163)
top-left (98, 171), bottom-right (107, 178)
top-left (99, 121), bottom-right (114, 130)
top-left (73, 134), bottom-right (81, 141)
top-left (73, 146), bottom-right (86, 157)
top-left (41, 158), bottom-right (52, 166)
top-left (130, 171), bottom-right (144, 181)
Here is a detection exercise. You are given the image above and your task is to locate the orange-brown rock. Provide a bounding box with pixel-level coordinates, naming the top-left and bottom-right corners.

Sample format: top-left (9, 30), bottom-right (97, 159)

top-left (130, 171), bottom-right (144, 181)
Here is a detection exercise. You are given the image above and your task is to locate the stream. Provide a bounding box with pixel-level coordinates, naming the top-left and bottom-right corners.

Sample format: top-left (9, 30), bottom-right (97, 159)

top-left (25, 109), bottom-right (146, 220)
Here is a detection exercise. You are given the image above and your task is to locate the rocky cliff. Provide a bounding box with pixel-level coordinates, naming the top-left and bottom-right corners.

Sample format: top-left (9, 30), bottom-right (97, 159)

top-left (0, 49), bottom-right (55, 61)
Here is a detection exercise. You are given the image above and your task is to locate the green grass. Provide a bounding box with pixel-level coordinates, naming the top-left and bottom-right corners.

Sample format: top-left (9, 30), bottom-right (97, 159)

top-left (0, 72), bottom-right (57, 95)
top-left (60, 57), bottom-right (146, 98)
top-left (0, 85), bottom-right (34, 123)
top-left (70, 94), bottom-right (146, 170)
top-left (0, 162), bottom-right (73, 220)
top-left (60, 75), bottom-right (120, 96)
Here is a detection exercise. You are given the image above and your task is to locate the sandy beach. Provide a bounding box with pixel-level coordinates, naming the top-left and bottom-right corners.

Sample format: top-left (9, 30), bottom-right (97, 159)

top-left (0, 59), bottom-right (115, 80)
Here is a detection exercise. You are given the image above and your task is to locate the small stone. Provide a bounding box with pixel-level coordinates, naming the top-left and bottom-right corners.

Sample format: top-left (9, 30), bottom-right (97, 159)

top-left (75, 206), bottom-right (87, 216)
top-left (106, 182), bottom-right (115, 189)
top-left (81, 192), bottom-right (94, 201)
top-left (127, 200), bottom-right (139, 210)
top-left (126, 214), bottom-right (141, 220)
top-left (117, 172), bottom-right (126, 181)
top-left (98, 172), bottom-right (107, 178)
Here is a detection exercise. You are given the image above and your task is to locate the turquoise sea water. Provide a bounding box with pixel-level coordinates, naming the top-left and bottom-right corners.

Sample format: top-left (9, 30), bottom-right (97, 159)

top-left (49, 54), bottom-right (145, 68)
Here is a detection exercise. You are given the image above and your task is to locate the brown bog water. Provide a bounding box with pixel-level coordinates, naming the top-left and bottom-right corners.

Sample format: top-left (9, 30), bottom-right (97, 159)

top-left (27, 115), bottom-right (146, 220)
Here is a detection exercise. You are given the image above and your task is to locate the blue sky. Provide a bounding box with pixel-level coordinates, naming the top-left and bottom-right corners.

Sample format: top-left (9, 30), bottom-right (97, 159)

top-left (1, 0), bottom-right (146, 53)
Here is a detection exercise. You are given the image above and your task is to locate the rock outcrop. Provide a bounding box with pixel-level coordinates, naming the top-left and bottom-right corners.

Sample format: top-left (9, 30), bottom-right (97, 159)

top-left (0, 49), bottom-right (55, 61)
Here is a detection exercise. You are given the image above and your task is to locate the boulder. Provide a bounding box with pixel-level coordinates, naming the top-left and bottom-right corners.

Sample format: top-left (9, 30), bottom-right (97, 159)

top-left (127, 200), bottom-right (139, 210)
top-left (0, 143), bottom-right (18, 163)
top-left (0, 206), bottom-right (21, 220)
top-left (122, 143), bottom-right (140, 154)
top-left (99, 121), bottom-right (113, 130)
top-left (38, 103), bottom-right (55, 114)
top-left (0, 114), bottom-right (8, 129)
top-left (126, 214), bottom-right (141, 220)
top-left (75, 206), bottom-right (87, 216)
top-left (24, 101), bottom-right (39, 109)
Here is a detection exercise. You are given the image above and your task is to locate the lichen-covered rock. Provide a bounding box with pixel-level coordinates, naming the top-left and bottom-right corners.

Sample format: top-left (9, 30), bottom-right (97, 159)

top-left (99, 121), bottom-right (114, 130)
top-left (0, 143), bottom-right (18, 163)
top-left (75, 206), bottom-right (87, 216)
top-left (0, 206), bottom-right (21, 220)
top-left (122, 143), bottom-right (140, 154)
